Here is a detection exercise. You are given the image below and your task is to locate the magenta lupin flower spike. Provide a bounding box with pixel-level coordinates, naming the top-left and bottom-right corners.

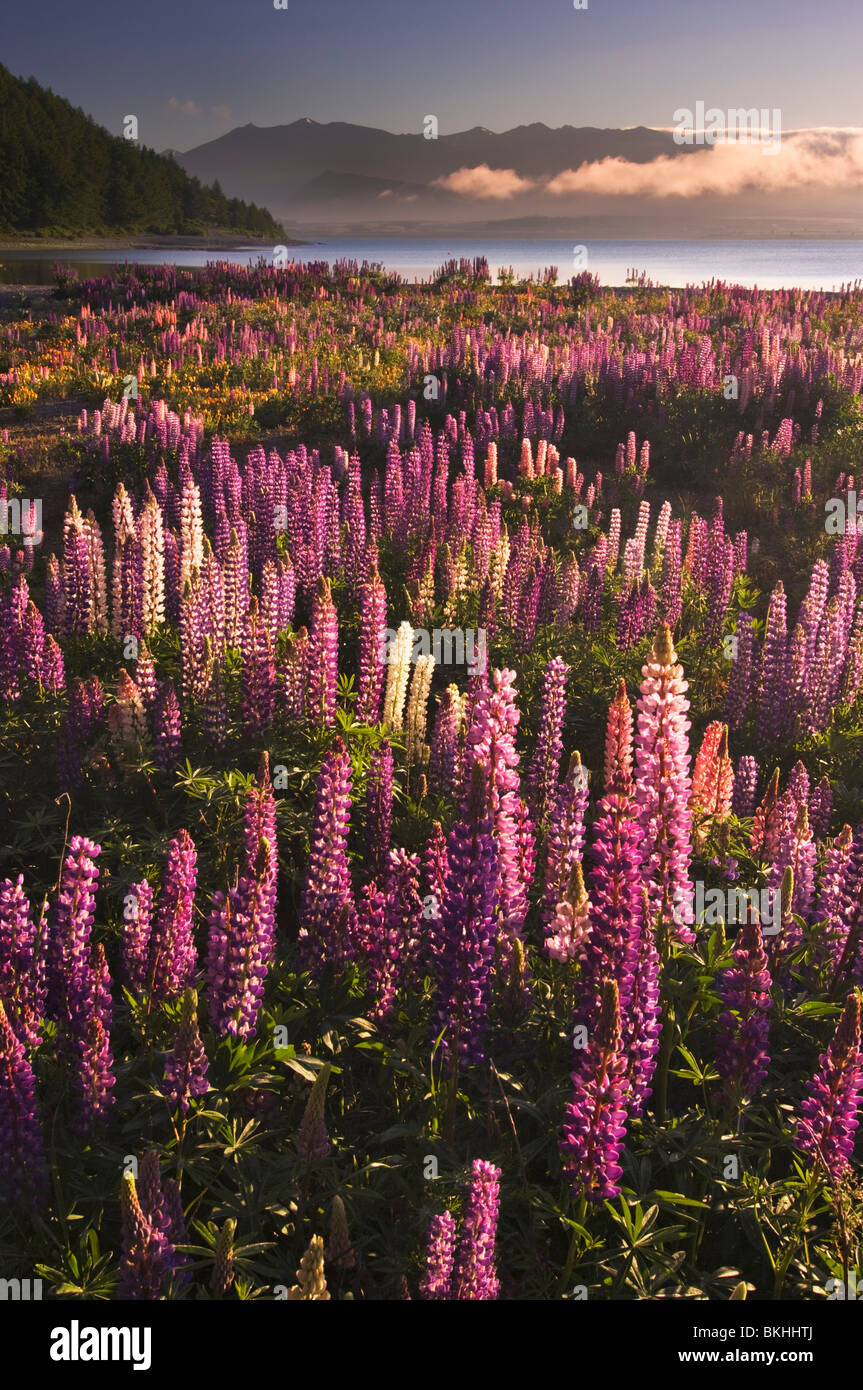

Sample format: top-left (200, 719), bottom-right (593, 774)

top-left (795, 992), bottom-right (862, 1180)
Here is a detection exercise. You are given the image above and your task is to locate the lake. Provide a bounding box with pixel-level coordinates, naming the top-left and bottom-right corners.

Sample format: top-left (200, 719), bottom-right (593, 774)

top-left (1, 238), bottom-right (862, 291)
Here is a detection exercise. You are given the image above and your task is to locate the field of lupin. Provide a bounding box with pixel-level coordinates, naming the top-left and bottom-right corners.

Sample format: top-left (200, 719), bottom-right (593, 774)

top-left (1, 254), bottom-right (863, 1302)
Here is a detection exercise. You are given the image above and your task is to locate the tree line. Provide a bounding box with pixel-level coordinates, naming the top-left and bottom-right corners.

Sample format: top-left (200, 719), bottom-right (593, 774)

top-left (0, 65), bottom-right (285, 238)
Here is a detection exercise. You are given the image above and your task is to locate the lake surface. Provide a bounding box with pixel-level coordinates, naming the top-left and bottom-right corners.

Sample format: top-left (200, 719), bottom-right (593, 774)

top-left (1, 238), bottom-right (862, 291)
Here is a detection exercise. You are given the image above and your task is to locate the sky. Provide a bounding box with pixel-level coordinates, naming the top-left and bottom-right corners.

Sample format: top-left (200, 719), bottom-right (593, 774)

top-left (2, 0), bottom-right (862, 153)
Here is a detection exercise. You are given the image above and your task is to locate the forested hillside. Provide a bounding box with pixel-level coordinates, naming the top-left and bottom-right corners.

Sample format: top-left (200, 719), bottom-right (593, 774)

top-left (0, 65), bottom-right (284, 238)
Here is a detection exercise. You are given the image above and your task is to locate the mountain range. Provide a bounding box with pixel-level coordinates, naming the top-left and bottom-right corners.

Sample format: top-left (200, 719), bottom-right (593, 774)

top-left (173, 119), bottom-right (863, 240)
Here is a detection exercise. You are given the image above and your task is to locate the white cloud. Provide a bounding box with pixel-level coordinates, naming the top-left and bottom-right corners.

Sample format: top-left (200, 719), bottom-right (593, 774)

top-left (432, 165), bottom-right (537, 199)
top-left (429, 131), bottom-right (863, 202)
top-left (546, 130), bottom-right (863, 198)
top-left (167, 98), bottom-right (202, 118)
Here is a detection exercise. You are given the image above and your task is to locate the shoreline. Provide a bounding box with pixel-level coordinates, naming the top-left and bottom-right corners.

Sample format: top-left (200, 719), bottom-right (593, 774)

top-left (0, 234), bottom-right (309, 253)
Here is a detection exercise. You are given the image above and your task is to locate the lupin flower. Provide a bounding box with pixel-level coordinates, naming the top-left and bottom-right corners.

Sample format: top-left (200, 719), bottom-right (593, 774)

top-left (382, 620), bottom-right (413, 731)
top-left (769, 803), bottom-right (817, 930)
top-left (161, 1178), bottom-right (192, 1289)
top-left (603, 678), bottom-right (633, 796)
top-left (0, 875), bottom-right (45, 1047)
top-left (430, 760), bottom-right (499, 1069)
top-left (545, 860), bottom-right (591, 964)
top-left (47, 835), bottom-right (101, 1022)
top-left (153, 678), bottom-right (183, 774)
top-left (756, 583), bottom-right (788, 745)
top-left (0, 999), bottom-right (48, 1210)
top-left (752, 769), bottom-right (783, 859)
top-left (560, 978), bottom-right (629, 1203)
top-left (107, 669), bottom-right (148, 769)
top-left (364, 849), bottom-right (423, 1021)
top-left (724, 613), bottom-right (754, 732)
top-left (715, 912), bottom-right (773, 1107)
top-left (121, 879), bottom-right (154, 993)
top-left (135, 1152), bottom-right (190, 1292)
top-left (404, 652), bottom-right (436, 770)
top-left (576, 748), bottom-right (645, 1035)
top-left (62, 497), bottom-right (95, 637)
top-left (462, 668), bottom-right (533, 959)
top-left (118, 1172), bottom-right (173, 1300)
top-left (308, 576), bottom-right (339, 727)
top-left (625, 887), bottom-right (662, 1118)
top-left (356, 565), bottom-right (388, 724)
top-left (660, 519), bottom-right (683, 628)
top-left (809, 776), bottom-right (833, 840)
top-left (542, 751), bottom-right (589, 923)
top-left (72, 1000), bottom-right (116, 1133)
top-left (635, 626), bottom-right (695, 945)
top-left (210, 1218), bottom-right (237, 1297)
top-left (299, 739), bottom-right (356, 973)
top-left (134, 640), bottom-right (159, 712)
top-left (146, 831), bottom-right (197, 1005)
top-left (163, 988), bottom-right (210, 1113)
top-left (451, 1159), bottom-right (501, 1301)
top-left (526, 656), bottom-right (570, 822)
top-left (326, 1194), bottom-right (356, 1272)
top-left (732, 755), bottom-right (759, 818)
top-left (691, 722), bottom-right (734, 825)
top-left (286, 1234), bottom-right (330, 1300)
top-left (419, 1210), bottom-right (456, 1300)
top-left (795, 992), bottom-right (863, 1180)
top-left (429, 685), bottom-right (464, 798)
top-left (295, 1063), bottom-right (332, 1162)
top-left (206, 843), bottom-right (276, 1040)
top-left (139, 492), bottom-right (165, 633)
top-left (240, 596), bottom-right (274, 738)
top-left (363, 740), bottom-right (394, 881)
top-left (203, 643), bottom-right (229, 749)
top-left (42, 633), bottom-right (66, 694)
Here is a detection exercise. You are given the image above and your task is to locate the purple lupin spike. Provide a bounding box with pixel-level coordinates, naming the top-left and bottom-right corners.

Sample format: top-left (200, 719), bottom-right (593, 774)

top-left (356, 566), bottom-right (387, 725)
top-left (419, 1210), bottom-right (456, 1300)
top-left (146, 831), bottom-right (197, 1005)
top-left (732, 755), bottom-right (759, 818)
top-left (308, 576), bottom-right (339, 727)
top-left (298, 740), bottom-right (356, 974)
top-left (451, 1159), bottom-right (501, 1301)
top-left (526, 656), bottom-right (569, 823)
top-left (795, 993), bottom-right (863, 1181)
top-left (560, 978), bottom-right (629, 1203)
top-left (0, 875), bottom-right (45, 1048)
top-left (430, 764), bottom-right (498, 1071)
top-left (364, 740), bottom-right (393, 882)
top-left (715, 911), bottom-right (773, 1107)
top-left (47, 835), bottom-right (101, 1022)
top-left (542, 752), bottom-right (589, 927)
top-left (163, 988), bottom-right (210, 1112)
top-left (153, 678), bottom-right (183, 775)
top-left (0, 999), bottom-right (48, 1210)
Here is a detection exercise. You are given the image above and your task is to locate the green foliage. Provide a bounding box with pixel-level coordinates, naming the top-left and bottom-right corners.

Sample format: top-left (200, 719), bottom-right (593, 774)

top-left (0, 64), bottom-right (284, 238)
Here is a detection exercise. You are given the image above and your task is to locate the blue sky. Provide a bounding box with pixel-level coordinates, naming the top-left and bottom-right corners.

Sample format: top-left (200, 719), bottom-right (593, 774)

top-left (3, 0), bottom-right (861, 151)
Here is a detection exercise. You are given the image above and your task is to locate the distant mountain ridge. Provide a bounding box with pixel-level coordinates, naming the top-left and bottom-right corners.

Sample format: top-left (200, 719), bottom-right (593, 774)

top-left (177, 118), bottom-right (683, 209)
top-left (175, 118), bottom-right (863, 239)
